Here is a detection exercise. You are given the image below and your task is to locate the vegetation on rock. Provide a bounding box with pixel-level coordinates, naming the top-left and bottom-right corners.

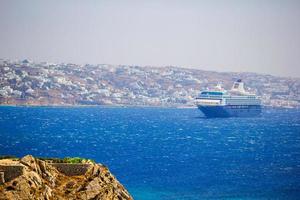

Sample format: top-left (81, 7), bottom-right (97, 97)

top-left (38, 156), bottom-right (95, 164)
top-left (0, 155), bottom-right (95, 164)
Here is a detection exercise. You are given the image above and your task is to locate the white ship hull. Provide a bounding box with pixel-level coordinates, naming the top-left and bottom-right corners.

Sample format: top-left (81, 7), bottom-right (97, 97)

top-left (197, 105), bottom-right (262, 118)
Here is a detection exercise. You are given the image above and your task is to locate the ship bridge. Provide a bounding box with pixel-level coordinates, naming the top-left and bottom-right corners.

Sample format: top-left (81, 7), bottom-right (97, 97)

top-left (196, 91), bottom-right (227, 106)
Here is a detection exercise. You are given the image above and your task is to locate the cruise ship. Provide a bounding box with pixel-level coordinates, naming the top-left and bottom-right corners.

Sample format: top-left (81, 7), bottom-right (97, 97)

top-left (196, 80), bottom-right (261, 117)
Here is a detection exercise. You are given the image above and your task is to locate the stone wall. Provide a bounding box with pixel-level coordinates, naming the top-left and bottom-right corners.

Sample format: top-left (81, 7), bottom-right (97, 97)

top-left (51, 163), bottom-right (90, 176)
top-left (0, 163), bottom-right (91, 184)
top-left (0, 165), bottom-right (23, 184)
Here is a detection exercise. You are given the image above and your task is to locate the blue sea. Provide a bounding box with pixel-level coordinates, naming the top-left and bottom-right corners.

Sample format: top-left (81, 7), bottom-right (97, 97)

top-left (0, 106), bottom-right (300, 199)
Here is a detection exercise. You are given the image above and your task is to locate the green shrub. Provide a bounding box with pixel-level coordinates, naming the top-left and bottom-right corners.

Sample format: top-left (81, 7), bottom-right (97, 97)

top-left (0, 155), bottom-right (17, 160)
top-left (62, 157), bottom-right (95, 164)
top-left (4, 156), bottom-right (95, 164)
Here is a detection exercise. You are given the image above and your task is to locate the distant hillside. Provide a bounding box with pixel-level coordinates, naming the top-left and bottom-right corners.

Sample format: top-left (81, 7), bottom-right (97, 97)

top-left (0, 59), bottom-right (299, 107)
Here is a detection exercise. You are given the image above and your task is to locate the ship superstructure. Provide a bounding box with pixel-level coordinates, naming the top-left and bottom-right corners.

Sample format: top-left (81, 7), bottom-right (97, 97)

top-left (196, 80), bottom-right (261, 117)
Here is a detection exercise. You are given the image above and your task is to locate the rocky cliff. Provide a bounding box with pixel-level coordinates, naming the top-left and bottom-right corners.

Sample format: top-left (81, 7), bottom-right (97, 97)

top-left (0, 155), bottom-right (133, 200)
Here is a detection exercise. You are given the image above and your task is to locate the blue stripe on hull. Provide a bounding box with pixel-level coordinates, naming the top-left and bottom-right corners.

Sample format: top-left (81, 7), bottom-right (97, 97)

top-left (198, 105), bottom-right (261, 118)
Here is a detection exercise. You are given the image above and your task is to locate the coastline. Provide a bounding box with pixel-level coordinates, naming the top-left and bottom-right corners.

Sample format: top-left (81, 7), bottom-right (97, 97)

top-left (0, 103), bottom-right (197, 109)
top-left (0, 103), bottom-right (297, 109)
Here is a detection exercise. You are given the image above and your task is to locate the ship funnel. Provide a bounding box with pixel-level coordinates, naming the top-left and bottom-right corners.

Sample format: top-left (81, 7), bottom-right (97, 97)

top-left (231, 79), bottom-right (246, 93)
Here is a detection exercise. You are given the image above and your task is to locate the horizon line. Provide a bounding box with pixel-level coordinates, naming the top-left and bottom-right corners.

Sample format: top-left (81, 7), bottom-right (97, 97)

top-left (1, 57), bottom-right (299, 79)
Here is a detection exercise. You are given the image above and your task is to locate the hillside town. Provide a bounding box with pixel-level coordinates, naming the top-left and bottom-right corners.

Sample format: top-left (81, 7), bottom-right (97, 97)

top-left (0, 59), bottom-right (299, 108)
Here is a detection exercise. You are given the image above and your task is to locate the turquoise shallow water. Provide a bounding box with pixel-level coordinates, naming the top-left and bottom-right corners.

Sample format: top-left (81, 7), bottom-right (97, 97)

top-left (0, 106), bottom-right (300, 199)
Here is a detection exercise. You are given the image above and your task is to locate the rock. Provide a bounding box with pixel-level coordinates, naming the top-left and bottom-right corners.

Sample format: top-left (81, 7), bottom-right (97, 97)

top-left (0, 155), bottom-right (133, 200)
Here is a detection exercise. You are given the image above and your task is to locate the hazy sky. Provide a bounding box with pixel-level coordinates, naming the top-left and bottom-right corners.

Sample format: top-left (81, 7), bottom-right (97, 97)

top-left (0, 0), bottom-right (299, 77)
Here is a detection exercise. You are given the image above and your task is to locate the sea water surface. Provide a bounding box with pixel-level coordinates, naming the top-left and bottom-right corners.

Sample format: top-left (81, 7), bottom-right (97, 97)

top-left (0, 106), bottom-right (300, 199)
